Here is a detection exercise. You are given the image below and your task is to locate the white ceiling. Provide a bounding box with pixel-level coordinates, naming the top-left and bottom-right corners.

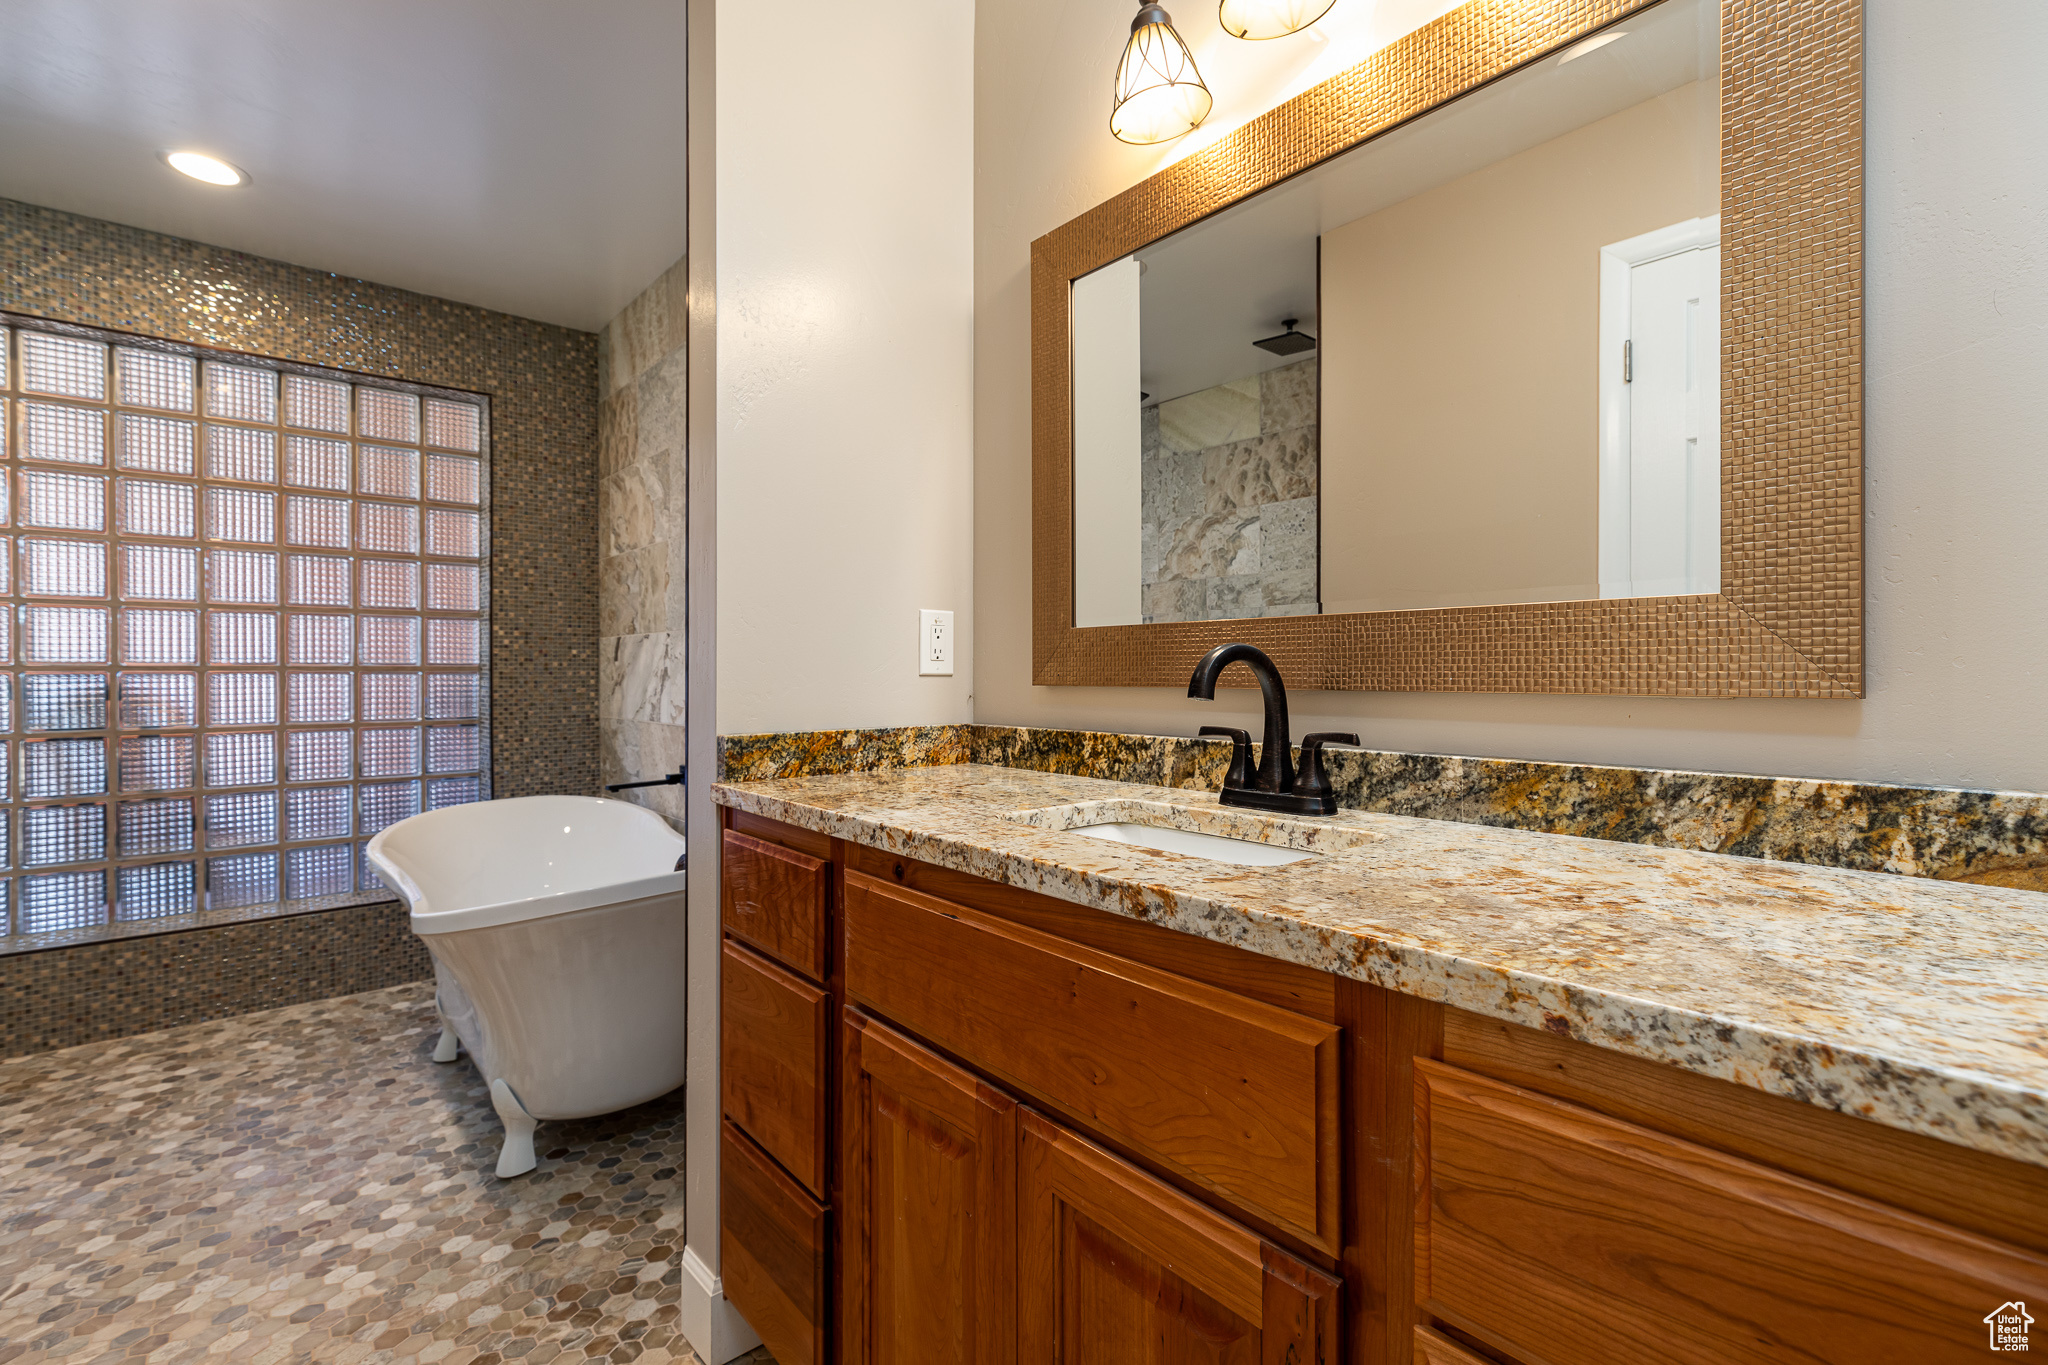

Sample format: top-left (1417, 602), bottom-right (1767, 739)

top-left (0, 0), bottom-right (689, 332)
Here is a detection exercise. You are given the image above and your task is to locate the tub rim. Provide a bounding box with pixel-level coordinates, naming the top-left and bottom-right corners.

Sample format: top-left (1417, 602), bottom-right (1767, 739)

top-left (368, 795), bottom-right (687, 935)
top-left (402, 870), bottom-right (689, 935)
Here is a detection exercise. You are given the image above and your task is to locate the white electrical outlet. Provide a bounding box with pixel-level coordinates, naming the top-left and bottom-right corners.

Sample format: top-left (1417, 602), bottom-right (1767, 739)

top-left (919, 609), bottom-right (954, 676)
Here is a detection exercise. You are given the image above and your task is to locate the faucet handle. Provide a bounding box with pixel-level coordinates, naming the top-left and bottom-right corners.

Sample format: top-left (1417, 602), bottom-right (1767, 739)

top-left (1293, 732), bottom-right (1362, 811)
top-left (1198, 726), bottom-right (1256, 791)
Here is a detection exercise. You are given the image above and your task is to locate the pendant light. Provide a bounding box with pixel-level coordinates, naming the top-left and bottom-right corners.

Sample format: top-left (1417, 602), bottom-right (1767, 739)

top-left (1217, 0), bottom-right (1336, 40)
top-left (1111, 3), bottom-right (1213, 145)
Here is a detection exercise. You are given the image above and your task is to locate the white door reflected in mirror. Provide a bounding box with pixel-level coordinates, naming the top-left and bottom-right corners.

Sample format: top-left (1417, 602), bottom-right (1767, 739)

top-left (1599, 216), bottom-right (1721, 599)
top-left (1072, 257), bottom-right (1145, 628)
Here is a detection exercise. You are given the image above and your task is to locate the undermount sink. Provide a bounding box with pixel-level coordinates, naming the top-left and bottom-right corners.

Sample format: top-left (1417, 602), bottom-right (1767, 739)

top-left (1073, 821), bottom-right (1320, 866)
top-left (1004, 798), bottom-right (1379, 868)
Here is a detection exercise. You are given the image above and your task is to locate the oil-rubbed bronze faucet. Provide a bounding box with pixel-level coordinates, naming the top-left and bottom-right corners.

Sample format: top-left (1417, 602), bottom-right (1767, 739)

top-left (1187, 642), bottom-right (1358, 816)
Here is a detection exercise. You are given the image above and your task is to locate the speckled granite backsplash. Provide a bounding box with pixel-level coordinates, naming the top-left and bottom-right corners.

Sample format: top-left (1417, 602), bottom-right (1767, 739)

top-left (717, 725), bottom-right (2048, 888)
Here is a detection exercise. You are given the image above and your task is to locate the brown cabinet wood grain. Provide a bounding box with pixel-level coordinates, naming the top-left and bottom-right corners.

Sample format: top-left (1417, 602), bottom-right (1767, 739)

top-left (1441, 1005), bottom-right (2048, 1257)
top-left (842, 870), bottom-right (1343, 1254)
top-left (846, 842), bottom-right (1338, 1020)
top-left (1019, 1108), bottom-right (1340, 1365)
top-left (1414, 1058), bottom-right (2048, 1364)
top-left (722, 827), bottom-right (831, 980)
top-left (839, 1010), bottom-right (1016, 1365)
top-left (721, 939), bottom-right (830, 1198)
top-left (1411, 1326), bottom-right (1496, 1365)
top-left (721, 1120), bottom-right (828, 1365)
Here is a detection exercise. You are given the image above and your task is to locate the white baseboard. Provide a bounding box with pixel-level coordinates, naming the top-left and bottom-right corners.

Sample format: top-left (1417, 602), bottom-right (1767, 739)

top-left (676, 1243), bottom-right (764, 1363)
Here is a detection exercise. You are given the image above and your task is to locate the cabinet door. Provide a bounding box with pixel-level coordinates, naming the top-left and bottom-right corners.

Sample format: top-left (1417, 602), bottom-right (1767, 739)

top-left (840, 1010), bottom-right (1017, 1365)
top-left (1019, 1108), bottom-right (1340, 1365)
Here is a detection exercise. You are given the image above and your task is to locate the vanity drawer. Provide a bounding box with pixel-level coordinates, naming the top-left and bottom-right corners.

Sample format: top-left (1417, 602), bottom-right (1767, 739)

top-left (722, 1120), bottom-right (828, 1365)
top-left (1411, 1326), bottom-right (1493, 1365)
top-left (1414, 1059), bottom-right (2048, 1364)
top-left (722, 939), bottom-right (830, 1198)
top-left (842, 871), bottom-right (1341, 1253)
top-left (723, 827), bottom-right (831, 981)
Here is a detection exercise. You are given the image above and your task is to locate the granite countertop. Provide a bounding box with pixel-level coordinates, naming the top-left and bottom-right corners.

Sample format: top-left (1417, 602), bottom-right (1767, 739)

top-left (711, 763), bottom-right (2048, 1169)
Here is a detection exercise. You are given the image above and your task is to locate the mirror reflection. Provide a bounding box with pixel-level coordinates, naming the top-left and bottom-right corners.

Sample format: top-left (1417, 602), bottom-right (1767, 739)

top-left (1071, 0), bottom-right (1721, 627)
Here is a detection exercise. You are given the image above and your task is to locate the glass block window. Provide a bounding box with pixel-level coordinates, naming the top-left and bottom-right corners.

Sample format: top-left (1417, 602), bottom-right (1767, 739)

top-left (0, 319), bottom-right (489, 934)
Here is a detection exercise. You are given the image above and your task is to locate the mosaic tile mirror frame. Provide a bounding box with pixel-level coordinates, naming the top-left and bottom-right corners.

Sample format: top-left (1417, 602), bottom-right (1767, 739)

top-left (1033, 0), bottom-right (1863, 697)
top-left (0, 314), bottom-right (491, 936)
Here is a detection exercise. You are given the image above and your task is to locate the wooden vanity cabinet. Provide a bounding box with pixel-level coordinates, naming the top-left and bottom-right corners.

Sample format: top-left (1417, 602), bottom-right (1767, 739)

top-left (840, 869), bottom-right (1343, 1256)
top-left (719, 810), bottom-right (2048, 1365)
top-left (722, 811), bottom-right (1362, 1365)
top-left (718, 815), bottom-right (839, 1365)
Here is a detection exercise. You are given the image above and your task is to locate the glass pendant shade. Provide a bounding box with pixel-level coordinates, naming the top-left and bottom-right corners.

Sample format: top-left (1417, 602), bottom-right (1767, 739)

top-left (1111, 4), bottom-right (1214, 144)
top-left (1218, 0), bottom-right (1337, 40)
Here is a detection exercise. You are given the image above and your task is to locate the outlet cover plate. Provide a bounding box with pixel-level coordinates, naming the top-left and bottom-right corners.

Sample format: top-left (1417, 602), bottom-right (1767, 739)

top-left (920, 609), bottom-right (954, 676)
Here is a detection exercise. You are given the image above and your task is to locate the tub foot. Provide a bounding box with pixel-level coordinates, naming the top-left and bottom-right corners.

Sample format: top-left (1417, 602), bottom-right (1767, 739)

top-left (490, 1079), bottom-right (538, 1178)
top-left (432, 1026), bottom-right (460, 1063)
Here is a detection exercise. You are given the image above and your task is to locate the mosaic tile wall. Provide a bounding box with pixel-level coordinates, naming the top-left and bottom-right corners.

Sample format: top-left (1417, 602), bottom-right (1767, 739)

top-left (597, 257), bottom-right (687, 831)
top-left (0, 197), bottom-right (599, 1048)
top-left (717, 723), bottom-right (2048, 888)
top-left (1142, 359), bottom-right (1318, 623)
top-left (0, 198), bottom-right (600, 803)
top-left (0, 899), bottom-right (430, 1057)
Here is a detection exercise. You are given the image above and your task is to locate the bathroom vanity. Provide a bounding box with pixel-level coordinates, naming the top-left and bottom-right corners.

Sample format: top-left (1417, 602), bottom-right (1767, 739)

top-left (712, 765), bottom-right (2048, 1365)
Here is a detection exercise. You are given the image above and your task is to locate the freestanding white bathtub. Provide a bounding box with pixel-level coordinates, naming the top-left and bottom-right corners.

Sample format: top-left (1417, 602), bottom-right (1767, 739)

top-left (367, 795), bottom-right (689, 1177)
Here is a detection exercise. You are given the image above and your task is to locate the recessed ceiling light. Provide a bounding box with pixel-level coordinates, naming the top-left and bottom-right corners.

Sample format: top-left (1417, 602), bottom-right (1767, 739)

top-left (163, 150), bottom-right (248, 187)
top-left (1558, 30), bottom-right (1627, 64)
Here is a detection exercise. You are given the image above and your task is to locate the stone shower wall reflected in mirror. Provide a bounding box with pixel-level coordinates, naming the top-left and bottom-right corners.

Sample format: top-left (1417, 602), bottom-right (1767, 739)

top-left (1071, 0), bottom-right (1720, 627)
top-left (1142, 360), bottom-right (1318, 623)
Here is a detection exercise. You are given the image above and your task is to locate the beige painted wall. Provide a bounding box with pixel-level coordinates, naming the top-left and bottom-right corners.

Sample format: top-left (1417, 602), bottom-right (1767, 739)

top-left (714, 0), bottom-right (976, 736)
top-left (974, 0), bottom-right (2048, 792)
top-left (1320, 82), bottom-right (1716, 613)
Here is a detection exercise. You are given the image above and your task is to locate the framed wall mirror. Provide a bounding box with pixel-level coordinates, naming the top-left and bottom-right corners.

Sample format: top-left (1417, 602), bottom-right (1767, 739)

top-left (1033, 0), bottom-right (1862, 697)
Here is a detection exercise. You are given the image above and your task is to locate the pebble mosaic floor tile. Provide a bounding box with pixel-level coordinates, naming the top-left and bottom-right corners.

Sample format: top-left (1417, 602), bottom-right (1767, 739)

top-left (0, 982), bottom-right (775, 1365)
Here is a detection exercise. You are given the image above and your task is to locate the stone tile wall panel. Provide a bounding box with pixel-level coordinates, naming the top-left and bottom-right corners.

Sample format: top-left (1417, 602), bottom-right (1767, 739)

top-left (596, 260), bottom-right (689, 830)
